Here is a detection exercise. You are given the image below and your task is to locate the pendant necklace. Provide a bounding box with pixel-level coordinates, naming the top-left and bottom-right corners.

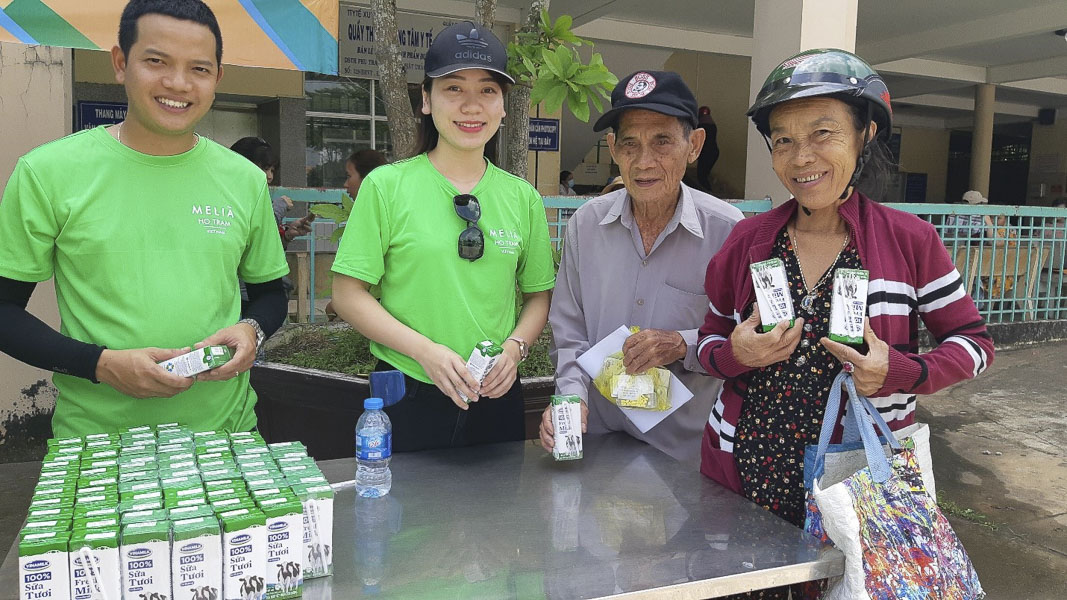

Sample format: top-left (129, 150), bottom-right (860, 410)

top-left (790, 224), bottom-right (850, 313)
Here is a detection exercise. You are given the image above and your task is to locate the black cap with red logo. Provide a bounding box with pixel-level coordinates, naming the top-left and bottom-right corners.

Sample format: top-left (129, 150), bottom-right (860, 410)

top-left (593, 70), bottom-right (698, 132)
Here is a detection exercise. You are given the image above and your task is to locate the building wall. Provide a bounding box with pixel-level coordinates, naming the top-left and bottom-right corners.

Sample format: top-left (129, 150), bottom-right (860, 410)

top-left (664, 51), bottom-right (752, 200)
top-left (0, 43), bottom-right (72, 461)
top-left (1028, 117), bottom-right (1067, 204)
top-left (898, 126), bottom-right (951, 203)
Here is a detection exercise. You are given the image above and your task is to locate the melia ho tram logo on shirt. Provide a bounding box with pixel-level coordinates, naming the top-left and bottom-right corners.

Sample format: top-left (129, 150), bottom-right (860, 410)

top-left (191, 204), bottom-right (236, 235)
top-left (490, 228), bottom-right (521, 255)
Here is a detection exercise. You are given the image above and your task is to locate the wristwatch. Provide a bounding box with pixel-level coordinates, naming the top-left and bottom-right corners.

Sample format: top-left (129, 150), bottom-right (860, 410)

top-left (239, 318), bottom-right (266, 350)
top-left (505, 336), bottom-right (529, 362)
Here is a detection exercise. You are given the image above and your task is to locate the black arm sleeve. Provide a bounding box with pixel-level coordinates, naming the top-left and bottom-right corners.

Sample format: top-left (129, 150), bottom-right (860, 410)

top-left (243, 278), bottom-right (288, 339)
top-left (0, 276), bottom-right (105, 382)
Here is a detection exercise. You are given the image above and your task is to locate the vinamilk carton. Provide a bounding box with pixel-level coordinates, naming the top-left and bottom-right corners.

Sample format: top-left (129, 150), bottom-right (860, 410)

top-left (829, 268), bottom-right (870, 345)
top-left (220, 507), bottom-right (267, 600)
top-left (69, 528), bottom-right (121, 600)
top-left (460, 340), bottom-right (503, 402)
top-left (172, 515), bottom-right (223, 600)
top-left (551, 395), bottom-right (583, 461)
top-left (158, 345), bottom-right (233, 377)
top-left (19, 529), bottom-right (70, 600)
top-left (290, 483), bottom-right (333, 579)
top-left (120, 520), bottom-right (171, 600)
top-left (257, 494), bottom-right (304, 599)
top-left (750, 258), bottom-right (795, 331)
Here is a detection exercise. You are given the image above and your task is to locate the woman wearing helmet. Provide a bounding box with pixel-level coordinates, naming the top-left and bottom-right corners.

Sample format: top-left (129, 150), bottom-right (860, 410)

top-left (693, 49), bottom-right (993, 596)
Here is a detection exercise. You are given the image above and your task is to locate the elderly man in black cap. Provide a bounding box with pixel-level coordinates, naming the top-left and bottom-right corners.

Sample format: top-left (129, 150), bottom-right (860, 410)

top-left (539, 71), bottom-right (743, 465)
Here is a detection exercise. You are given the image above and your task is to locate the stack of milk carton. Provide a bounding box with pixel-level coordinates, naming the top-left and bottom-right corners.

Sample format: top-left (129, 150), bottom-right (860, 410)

top-left (18, 424), bottom-right (335, 600)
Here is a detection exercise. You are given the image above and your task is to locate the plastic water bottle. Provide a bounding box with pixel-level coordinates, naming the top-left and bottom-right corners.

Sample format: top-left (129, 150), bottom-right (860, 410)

top-left (355, 397), bottom-right (392, 498)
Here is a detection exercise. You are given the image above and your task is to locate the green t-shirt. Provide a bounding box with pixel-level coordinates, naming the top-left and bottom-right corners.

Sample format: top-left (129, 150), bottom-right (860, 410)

top-left (332, 153), bottom-right (555, 382)
top-left (0, 126), bottom-right (289, 437)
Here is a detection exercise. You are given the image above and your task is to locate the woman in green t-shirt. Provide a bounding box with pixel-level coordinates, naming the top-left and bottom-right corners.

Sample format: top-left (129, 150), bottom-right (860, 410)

top-left (330, 21), bottom-right (556, 452)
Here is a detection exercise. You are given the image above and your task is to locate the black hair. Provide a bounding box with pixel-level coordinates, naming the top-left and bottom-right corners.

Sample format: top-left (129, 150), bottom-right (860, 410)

top-left (118, 0), bottom-right (223, 67)
top-left (1052, 197), bottom-right (1067, 209)
top-left (347, 149), bottom-right (388, 177)
top-left (836, 96), bottom-right (898, 202)
top-left (229, 137), bottom-right (274, 170)
top-left (560, 170), bottom-right (572, 183)
top-left (412, 73), bottom-right (512, 158)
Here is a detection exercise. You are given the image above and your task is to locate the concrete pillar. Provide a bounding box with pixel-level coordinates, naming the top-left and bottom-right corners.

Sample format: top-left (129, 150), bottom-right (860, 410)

top-left (0, 43), bottom-right (72, 454)
top-left (258, 97), bottom-right (308, 187)
top-left (969, 83), bottom-right (995, 197)
top-left (745, 0), bottom-right (858, 204)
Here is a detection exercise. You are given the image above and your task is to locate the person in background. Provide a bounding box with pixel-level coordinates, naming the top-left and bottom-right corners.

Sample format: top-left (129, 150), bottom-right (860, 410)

top-left (345, 148), bottom-right (388, 200)
top-left (943, 190), bottom-right (994, 246)
top-left (324, 148), bottom-right (389, 321)
top-left (0, 0), bottom-right (289, 436)
top-left (330, 21), bottom-right (555, 452)
top-left (695, 105), bottom-right (719, 192)
top-left (695, 49), bottom-right (993, 600)
top-left (559, 170), bottom-right (577, 195)
top-left (229, 136), bottom-right (314, 248)
top-left (541, 71), bottom-right (743, 465)
top-left (600, 175), bottom-right (625, 195)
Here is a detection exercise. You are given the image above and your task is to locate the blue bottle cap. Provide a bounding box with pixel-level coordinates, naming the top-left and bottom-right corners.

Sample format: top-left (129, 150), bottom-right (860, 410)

top-left (364, 397), bottom-right (384, 410)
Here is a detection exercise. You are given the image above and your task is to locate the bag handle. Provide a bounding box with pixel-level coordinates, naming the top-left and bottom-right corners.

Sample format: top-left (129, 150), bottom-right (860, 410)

top-left (814, 371), bottom-right (900, 484)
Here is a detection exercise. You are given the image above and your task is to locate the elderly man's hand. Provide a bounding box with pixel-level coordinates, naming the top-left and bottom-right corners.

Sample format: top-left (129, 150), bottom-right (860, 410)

top-left (622, 329), bottom-right (687, 374)
top-left (730, 304), bottom-right (805, 368)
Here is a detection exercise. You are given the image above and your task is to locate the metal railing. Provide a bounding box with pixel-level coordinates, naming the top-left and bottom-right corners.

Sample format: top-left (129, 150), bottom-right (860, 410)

top-left (272, 187), bottom-right (1067, 325)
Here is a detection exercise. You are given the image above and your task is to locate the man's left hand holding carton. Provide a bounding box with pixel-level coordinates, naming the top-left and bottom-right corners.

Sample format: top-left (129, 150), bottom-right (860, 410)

top-left (0, 0), bottom-right (289, 437)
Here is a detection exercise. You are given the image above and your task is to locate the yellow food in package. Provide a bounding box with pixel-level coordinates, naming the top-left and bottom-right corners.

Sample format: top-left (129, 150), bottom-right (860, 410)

top-left (593, 353), bottom-right (671, 411)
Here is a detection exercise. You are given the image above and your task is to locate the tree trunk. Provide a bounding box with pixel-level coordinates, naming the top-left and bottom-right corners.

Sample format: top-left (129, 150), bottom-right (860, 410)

top-left (371, 0), bottom-right (417, 158)
top-left (473, 0), bottom-right (496, 28)
top-left (504, 0), bottom-right (550, 180)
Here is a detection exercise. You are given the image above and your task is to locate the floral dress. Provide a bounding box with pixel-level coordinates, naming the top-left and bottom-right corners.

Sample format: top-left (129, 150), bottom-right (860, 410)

top-left (725, 227), bottom-right (861, 600)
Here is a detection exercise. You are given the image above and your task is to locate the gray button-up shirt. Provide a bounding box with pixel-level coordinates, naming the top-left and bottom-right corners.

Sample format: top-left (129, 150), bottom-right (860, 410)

top-left (550, 183), bottom-right (743, 465)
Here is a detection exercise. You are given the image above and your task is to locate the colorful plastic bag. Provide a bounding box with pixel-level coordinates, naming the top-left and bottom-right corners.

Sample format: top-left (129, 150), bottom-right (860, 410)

top-left (804, 372), bottom-right (984, 600)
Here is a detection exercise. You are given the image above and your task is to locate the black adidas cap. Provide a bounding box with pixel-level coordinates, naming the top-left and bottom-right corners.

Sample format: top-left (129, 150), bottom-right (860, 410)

top-left (425, 21), bottom-right (515, 83)
top-left (593, 70), bottom-right (698, 132)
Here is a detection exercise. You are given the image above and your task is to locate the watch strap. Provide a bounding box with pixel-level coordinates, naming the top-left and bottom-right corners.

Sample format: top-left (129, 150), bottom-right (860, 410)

top-left (505, 336), bottom-right (529, 361)
top-left (239, 318), bottom-right (266, 349)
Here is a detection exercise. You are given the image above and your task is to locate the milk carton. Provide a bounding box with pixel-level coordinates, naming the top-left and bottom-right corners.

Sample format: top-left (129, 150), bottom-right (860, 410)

top-left (19, 529), bottom-right (70, 600)
top-left (829, 268), bottom-right (870, 345)
top-left (172, 516), bottom-right (223, 600)
top-left (158, 345), bottom-right (234, 377)
top-left (219, 507), bottom-right (267, 600)
top-left (290, 483), bottom-right (333, 579)
top-left (120, 520), bottom-right (171, 600)
top-left (69, 528), bottom-right (121, 600)
top-left (257, 494), bottom-right (304, 599)
top-left (750, 258), bottom-right (795, 331)
top-left (551, 395), bottom-right (583, 461)
top-left (460, 340), bottom-right (503, 402)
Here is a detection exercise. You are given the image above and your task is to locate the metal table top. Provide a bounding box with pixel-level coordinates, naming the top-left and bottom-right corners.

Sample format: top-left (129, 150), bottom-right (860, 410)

top-left (2, 433), bottom-right (842, 599)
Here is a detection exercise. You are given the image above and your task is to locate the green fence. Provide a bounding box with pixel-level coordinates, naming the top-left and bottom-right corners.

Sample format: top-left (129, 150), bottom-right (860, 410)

top-left (273, 187), bottom-right (1067, 325)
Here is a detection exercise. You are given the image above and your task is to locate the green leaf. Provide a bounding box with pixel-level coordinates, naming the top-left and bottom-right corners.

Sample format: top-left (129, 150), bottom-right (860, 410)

top-left (522, 56), bottom-right (537, 74)
top-left (544, 85), bottom-right (567, 114)
top-left (310, 203), bottom-right (348, 223)
top-left (541, 48), bottom-right (564, 79)
top-left (567, 89), bottom-right (590, 122)
top-left (539, 8), bottom-right (550, 30)
top-left (589, 52), bottom-right (604, 68)
top-left (529, 75), bottom-right (556, 106)
top-left (571, 68), bottom-right (611, 86)
top-left (552, 14), bottom-right (573, 38)
top-left (330, 226), bottom-right (346, 245)
top-left (341, 192), bottom-right (354, 214)
top-left (589, 90), bottom-right (604, 112)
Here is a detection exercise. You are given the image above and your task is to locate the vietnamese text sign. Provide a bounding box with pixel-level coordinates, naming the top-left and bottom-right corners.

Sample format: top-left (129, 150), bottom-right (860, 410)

top-left (78, 101), bottom-right (127, 131)
top-left (528, 118), bottom-right (560, 152)
top-left (338, 4), bottom-right (509, 83)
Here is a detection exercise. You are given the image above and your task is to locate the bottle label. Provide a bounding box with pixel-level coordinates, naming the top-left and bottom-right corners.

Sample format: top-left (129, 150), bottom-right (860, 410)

top-left (356, 433), bottom-right (392, 460)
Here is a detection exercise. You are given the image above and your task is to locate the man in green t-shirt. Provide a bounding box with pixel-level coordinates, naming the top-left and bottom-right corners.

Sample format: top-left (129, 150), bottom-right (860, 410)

top-left (0, 0), bottom-right (289, 436)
